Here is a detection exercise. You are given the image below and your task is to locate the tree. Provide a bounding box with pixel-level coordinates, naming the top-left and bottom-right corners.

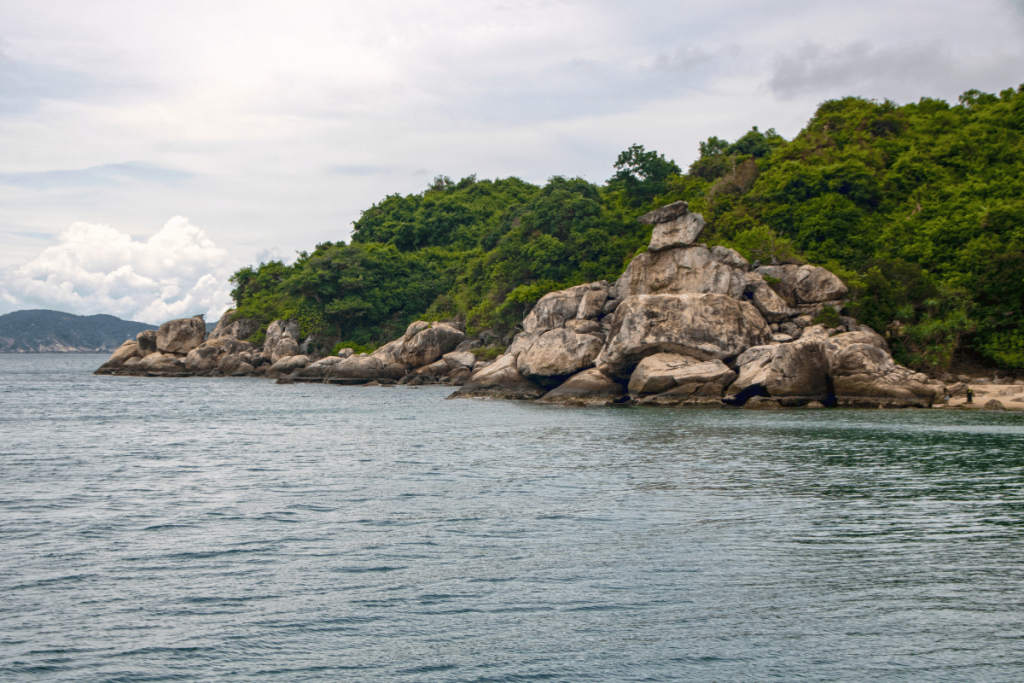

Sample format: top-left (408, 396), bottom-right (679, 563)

top-left (608, 144), bottom-right (681, 206)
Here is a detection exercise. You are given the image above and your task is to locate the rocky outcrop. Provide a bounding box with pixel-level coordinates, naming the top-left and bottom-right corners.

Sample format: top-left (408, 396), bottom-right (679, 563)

top-left (537, 368), bottom-right (626, 405)
top-left (725, 338), bottom-right (830, 405)
top-left (628, 353), bottom-right (736, 405)
top-left (93, 200), bottom-right (946, 412)
top-left (156, 316), bottom-right (206, 355)
top-left (596, 293), bottom-right (772, 379)
top-left (448, 355), bottom-right (546, 400)
top-left (517, 328), bottom-right (604, 386)
top-left (208, 309), bottom-right (261, 342)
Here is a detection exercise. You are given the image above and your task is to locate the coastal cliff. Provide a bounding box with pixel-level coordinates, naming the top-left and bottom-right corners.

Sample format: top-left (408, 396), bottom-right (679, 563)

top-left (96, 201), bottom-right (1022, 409)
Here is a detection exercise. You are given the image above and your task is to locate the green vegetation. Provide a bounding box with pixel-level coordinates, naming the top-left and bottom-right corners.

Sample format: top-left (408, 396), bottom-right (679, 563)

top-left (231, 85), bottom-right (1024, 372)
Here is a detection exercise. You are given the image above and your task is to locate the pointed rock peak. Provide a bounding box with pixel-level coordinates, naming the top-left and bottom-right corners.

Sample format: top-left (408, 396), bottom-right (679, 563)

top-left (638, 200), bottom-right (689, 225)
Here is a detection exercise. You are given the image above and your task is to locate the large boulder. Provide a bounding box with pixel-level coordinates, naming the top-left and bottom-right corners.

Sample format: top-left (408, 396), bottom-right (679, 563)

top-left (136, 330), bottom-right (158, 356)
top-left (612, 246), bottom-right (746, 300)
top-left (184, 338), bottom-right (257, 375)
top-left (725, 338), bottom-right (830, 405)
top-left (638, 200), bottom-right (690, 225)
top-left (156, 316), bottom-right (206, 354)
top-left (269, 354), bottom-right (310, 375)
top-left (397, 322), bottom-right (465, 367)
top-left (627, 353), bottom-right (736, 399)
top-left (755, 264), bottom-right (848, 304)
top-left (325, 355), bottom-right (406, 384)
top-left (136, 352), bottom-right (187, 374)
top-left (447, 355), bottom-right (546, 400)
top-left (596, 293), bottom-right (772, 379)
top-left (745, 277), bottom-right (795, 323)
top-left (537, 368), bottom-right (626, 405)
top-left (208, 309), bottom-right (261, 341)
top-left (262, 319), bottom-right (301, 361)
top-left (648, 212), bottom-right (707, 252)
top-left (828, 342), bottom-right (938, 408)
top-left (95, 339), bottom-right (141, 373)
top-left (522, 282), bottom-right (610, 333)
top-left (516, 328), bottom-right (604, 385)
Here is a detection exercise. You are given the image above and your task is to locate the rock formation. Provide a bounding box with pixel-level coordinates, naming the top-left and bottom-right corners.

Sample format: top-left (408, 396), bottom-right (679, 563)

top-left (95, 200), bottom-right (953, 410)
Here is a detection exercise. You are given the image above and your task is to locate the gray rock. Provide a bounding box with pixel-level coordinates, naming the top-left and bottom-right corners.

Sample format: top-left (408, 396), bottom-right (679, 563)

top-left (576, 288), bottom-right (609, 320)
top-left (326, 355), bottom-right (406, 383)
top-left (984, 399), bottom-right (1007, 411)
top-left (648, 213), bottom-right (707, 251)
top-left (262, 319), bottom-right (301, 361)
top-left (447, 355), bottom-right (546, 400)
top-left (748, 278), bottom-right (795, 323)
top-left (628, 353), bottom-right (736, 398)
top-left (443, 351), bottom-right (477, 371)
top-left (537, 368), bottom-right (626, 405)
top-left (184, 338), bottom-right (257, 374)
top-left (755, 264), bottom-right (848, 304)
top-left (96, 340), bottom-right (141, 372)
top-left (269, 354), bottom-right (310, 375)
top-left (638, 200), bottom-right (690, 225)
top-left (517, 328), bottom-right (604, 384)
top-left (596, 293), bottom-right (772, 379)
top-left (828, 343), bottom-right (937, 408)
top-left (506, 331), bottom-right (542, 359)
top-left (136, 330), bottom-right (158, 356)
top-left (613, 245), bottom-right (747, 300)
top-left (271, 337), bottom-right (300, 364)
top-left (522, 282), bottom-right (609, 333)
top-left (397, 322), bottom-right (466, 367)
top-left (726, 338), bottom-right (830, 404)
top-left (710, 245), bottom-right (750, 270)
top-left (208, 309), bottom-right (261, 341)
top-left (156, 316), bottom-right (206, 355)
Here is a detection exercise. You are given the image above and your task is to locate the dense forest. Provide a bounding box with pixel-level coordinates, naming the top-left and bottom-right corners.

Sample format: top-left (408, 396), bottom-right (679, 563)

top-left (230, 85), bottom-right (1024, 372)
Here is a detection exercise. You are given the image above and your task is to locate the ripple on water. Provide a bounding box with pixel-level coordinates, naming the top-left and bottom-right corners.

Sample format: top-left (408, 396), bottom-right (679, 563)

top-left (1, 354), bottom-right (1023, 681)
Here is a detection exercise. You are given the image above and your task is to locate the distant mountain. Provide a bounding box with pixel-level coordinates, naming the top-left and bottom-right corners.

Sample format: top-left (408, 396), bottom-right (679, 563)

top-left (0, 310), bottom-right (157, 353)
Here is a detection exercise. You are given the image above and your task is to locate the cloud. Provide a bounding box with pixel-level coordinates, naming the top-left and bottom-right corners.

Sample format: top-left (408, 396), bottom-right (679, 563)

top-left (0, 217), bottom-right (234, 324)
top-left (0, 162), bottom-right (192, 189)
top-left (768, 40), bottom-right (1024, 101)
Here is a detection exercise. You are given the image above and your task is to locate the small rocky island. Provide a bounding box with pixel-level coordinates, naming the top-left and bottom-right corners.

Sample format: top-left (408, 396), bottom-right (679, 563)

top-left (96, 201), bottom-right (1019, 410)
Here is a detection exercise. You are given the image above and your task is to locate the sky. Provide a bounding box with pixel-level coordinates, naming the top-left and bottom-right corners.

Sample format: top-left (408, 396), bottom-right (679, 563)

top-left (1, 0), bottom-right (1022, 324)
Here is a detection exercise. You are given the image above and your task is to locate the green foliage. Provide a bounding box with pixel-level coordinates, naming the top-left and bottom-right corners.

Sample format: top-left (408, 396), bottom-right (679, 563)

top-left (228, 90), bottom-right (1024, 372)
top-left (330, 340), bottom-right (377, 355)
top-left (811, 306), bottom-right (842, 328)
top-left (608, 144), bottom-right (682, 206)
top-left (471, 345), bottom-right (506, 360)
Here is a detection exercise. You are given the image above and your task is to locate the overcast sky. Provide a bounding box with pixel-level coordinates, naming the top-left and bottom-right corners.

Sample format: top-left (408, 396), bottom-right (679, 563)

top-left (1, 0), bottom-right (1022, 323)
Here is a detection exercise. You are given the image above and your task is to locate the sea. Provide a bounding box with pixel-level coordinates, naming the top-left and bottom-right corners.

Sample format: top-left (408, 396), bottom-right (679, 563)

top-left (2, 354), bottom-right (1024, 682)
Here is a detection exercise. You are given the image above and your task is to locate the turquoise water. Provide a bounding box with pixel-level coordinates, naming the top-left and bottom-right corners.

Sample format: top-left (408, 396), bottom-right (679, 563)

top-left (2, 354), bottom-right (1024, 681)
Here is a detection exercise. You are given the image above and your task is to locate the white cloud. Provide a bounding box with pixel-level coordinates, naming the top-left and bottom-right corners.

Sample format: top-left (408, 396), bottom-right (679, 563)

top-left (0, 216), bottom-right (234, 323)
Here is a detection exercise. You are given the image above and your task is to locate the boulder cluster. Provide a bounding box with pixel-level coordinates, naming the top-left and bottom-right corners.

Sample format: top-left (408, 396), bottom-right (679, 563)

top-left (96, 200), bottom-right (947, 409)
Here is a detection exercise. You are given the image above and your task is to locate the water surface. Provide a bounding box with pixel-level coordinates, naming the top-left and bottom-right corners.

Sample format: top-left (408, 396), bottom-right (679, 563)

top-left (2, 354), bottom-right (1023, 681)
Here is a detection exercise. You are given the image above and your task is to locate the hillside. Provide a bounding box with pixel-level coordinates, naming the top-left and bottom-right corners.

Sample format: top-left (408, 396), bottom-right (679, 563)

top-left (0, 310), bottom-right (156, 353)
top-left (229, 85), bottom-right (1024, 373)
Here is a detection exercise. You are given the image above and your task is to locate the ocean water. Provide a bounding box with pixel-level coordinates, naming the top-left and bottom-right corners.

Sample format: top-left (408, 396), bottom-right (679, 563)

top-left (2, 354), bottom-right (1024, 682)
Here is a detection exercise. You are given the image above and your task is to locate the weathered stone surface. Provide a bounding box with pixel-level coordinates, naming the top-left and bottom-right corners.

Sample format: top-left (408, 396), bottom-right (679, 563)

top-left (336, 348), bottom-right (354, 359)
top-left (184, 338), bottom-right (256, 374)
top-left (449, 366), bottom-right (473, 385)
top-left (326, 355), bottom-right (406, 383)
top-left (232, 362), bottom-right (255, 376)
top-left (96, 340), bottom-right (140, 372)
top-left (828, 343), bottom-right (937, 407)
top-left (564, 319), bottom-right (603, 337)
top-left (638, 200), bottom-right (689, 225)
top-left (755, 264), bottom-right (848, 304)
top-left (627, 353), bottom-right (735, 397)
top-left (370, 338), bottom-right (406, 365)
top-left (726, 338), bottom-right (829, 404)
top-left (136, 352), bottom-right (186, 373)
top-left (824, 328), bottom-right (890, 355)
top-left (443, 351), bottom-right (477, 371)
top-left (596, 293), bottom-right (772, 379)
top-left (136, 330), bottom-right (158, 356)
top-left (517, 328), bottom-right (604, 384)
top-left (269, 354), bottom-right (310, 375)
top-left (398, 323), bottom-right (465, 367)
top-left (576, 288), bottom-right (609, 320)
top-left (522, 282), bottom-right (609, 333)
top-left (271, 337), bottom-right (300, 364)
top-left (448, 355), bottom-right (546, 400)
top-left (747, 277), bottom-right (795, 323)
top-left (648, 212), bottom-right (707, 251)
top-left (537, 368), bottom-right (626, 405)
top-left (156, 316), bottom-right (206, 354)
top-left (262, 319), bottom-right (301, 361)
top-left (507, 332), bottom-right (541, 359)
top-left (984, 399), bottom-right (1007, 411)
top-left (209, 309), bottom-right (261, 341)
top-left (710, 245), bottom-right (749, 270)
top-left (613, 246), bottom-right (746, 300)
top-left (404, 320), bottom-right (431, 339)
